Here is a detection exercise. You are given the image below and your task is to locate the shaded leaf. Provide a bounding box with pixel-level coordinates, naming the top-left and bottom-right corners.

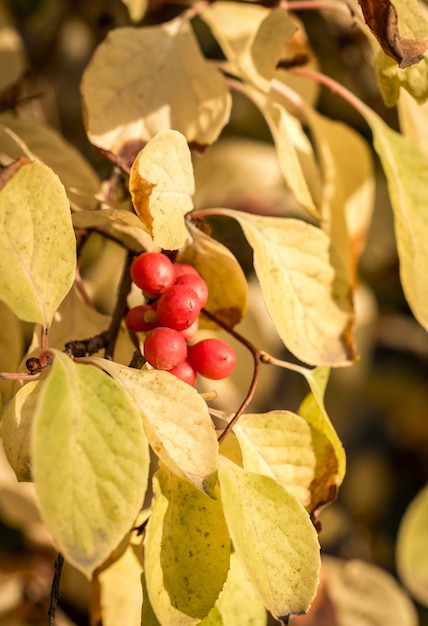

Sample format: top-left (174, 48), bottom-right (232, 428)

top-left (176, 223), bottom-right (248, 327)
top-left (129, 130), bottom-right (194, 250)
top-left (319, 556), bottom-right (418, 626)
top-left (81, 17), bottom-right (231, 154)
top-left (0, 113), bottom-right (100, 211)
top-left (99, 545), bottom-right (143, 626)
top-left (218, 457), bottom-right (320, 622)
top-left (357, 0), bottom-right (428, 68)
top-left (215, 209), bottom-right (355, 366)
top-left (234, 411), bottom-right (339, 514)
top-left (396, 484), bottom-right (428, 607)
top-left (88, 359), bottom-right (218, 496)
top-left (200, 551), bottom-right (267, 626)
top-left (32, 351), bottom-right (150, 577)
top-left (144, 467), bottom-right (230, 625)
top-left (1, 380), bottom-right (40, 482)
top-left (0, 159), bottom-right (76, 326)
top-left (0, 25), bottom-right (27, 93)
top-left (0, 300), bottom-right (24, 401)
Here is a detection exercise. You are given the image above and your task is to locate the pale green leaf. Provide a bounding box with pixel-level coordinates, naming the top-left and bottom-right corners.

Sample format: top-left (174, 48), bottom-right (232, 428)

top-left (0, 113), bottom-right (100, 211)
top-left (218, 457), bottom-right (320, 622)
top-left (234, 411), bottom-right (339, 513)
top-left (176, 223), bottom-right (248, 328)
top-left (0, 159), bottom-right (76, 326)
top-left (144, 467), bottom-right (230, 626)
top-left (88, 359), bottom-right (218, 496)
top-left (322, 556), bottom-right (418, 626)
top-left (72, 208), bottom-right (154, 253)
top-left (376, 51), bottom-right (428, 106)
top-left (121, 0), bottom-right (147, 22)
top-left (216, 209), bottom-right (355, 366)
top-left (396, 484), bottom-right (428, 607)
top-left (129, 130), bottom-right (194, 250)
top-left (1, 380), bottom-right (40, 482)
top-left (99, 545), bottom-right (143, 626)
top-left (200, 551), bottom-right (267, 626)
top-left (202, 3), bottom-right (295, 92)
top-left (32, 351), bottom-right (150, 577)
top-left (397, 90), bottom-right (428, 156)
top-left (81, 17), bottom-right (231, 154)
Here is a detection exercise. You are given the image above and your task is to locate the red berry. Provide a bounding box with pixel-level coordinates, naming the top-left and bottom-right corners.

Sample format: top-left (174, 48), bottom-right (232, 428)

top-left (130, 252), bottom-right (175, 296)
top-left (180, 319), bottom-right (199, 341)
top-left (175, 273), bottom-right (208, 308)
top-left (188, 338), bottom-right (236, 380)
top-left (125, 305), bottom-right (159, 332)
top-left (168, 359), bottom-right (197, 386)
top-left (156, 284), bottom-right (201, 331)
top-left (173, 263), bottom-right (200, 278)
top-left (144, 327), bottom-right (187, 371)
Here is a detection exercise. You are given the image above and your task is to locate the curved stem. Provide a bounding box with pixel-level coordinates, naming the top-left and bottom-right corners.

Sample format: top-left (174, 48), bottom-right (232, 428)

top-left (104, 251), bottom-right (134, 360)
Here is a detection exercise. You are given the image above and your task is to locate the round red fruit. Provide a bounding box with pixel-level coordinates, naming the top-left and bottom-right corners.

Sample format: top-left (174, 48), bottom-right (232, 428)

top-left (168, 359), bottom-right (197, 386)
top-left (144, 327), bottom-right (187, 371)
top-left (156, 284), bottom-right (201, 331)
top-left (175, 273), bottom-right (208, 308)
top-left (125, 305), bottom-right (159, 332)
top-left (188, 338), bottom-right (236, 380)
top-left (130, 252), bottom-right (175, 295)
top-left (173, 262), bottom-right (200, 278)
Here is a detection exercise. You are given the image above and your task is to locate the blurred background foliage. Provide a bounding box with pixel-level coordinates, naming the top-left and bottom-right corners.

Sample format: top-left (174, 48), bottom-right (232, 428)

top-left (0, 0), bottom-right (427, 624)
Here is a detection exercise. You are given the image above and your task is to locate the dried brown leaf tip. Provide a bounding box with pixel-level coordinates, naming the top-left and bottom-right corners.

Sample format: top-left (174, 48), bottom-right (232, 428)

top-left (358, 0), bottom-right (428, 68)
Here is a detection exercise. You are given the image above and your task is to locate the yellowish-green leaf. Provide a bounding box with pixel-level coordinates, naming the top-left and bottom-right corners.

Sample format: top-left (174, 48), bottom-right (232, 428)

top-left (81, 17), bottom-right (231, 154)
top-left (129, 130), bottom-right (194, 250)
top-left (176, 223), bottom-right (248, 327)
top-left (88, 359), bottom-right (218, 496)
top-left (218, 457), bottom-right (320, 622)
top-left (142, 572), bottom-right (162, 626)
top-left (321, 555), bottom-right (418, 626)
top-left (216, 209), bottom-right (355, 366)
top-left (357, 102), bottom-right (428, 331)
top-left (376, 51), bottom-right (428, 106)
top-left (32, 351), bottom-right (150, 577)
top-left (1, 380), bottom-right (40, 482)
top-left (306, 109), bottom-right (375, 279)
top-left (200, 551), bottom-right (267, 626)
top-left (234, 411), bottom-right (338, 514)
top-left (121, 0), bottom-right (147, 22)
top-left (202, 3), bottom-right (295, 92)
top-left (0, 159), bottom-right (76, 326)
top-left (99, 545), bottom-right (143, 626)
top-left (396, 484), bottom-right (428, 607)
top-left (72, 208), bottom-right (154, 253)
top-left (0, 25), bottom-right (27, 93)
top-left (397, 90), bottom-right (428, 156)
top-left (0, 113), bottom-right (100, 211)
top-left (144, 467), bottom-right (230, 626)
top-left (0, 300), bottom-right (24, 401)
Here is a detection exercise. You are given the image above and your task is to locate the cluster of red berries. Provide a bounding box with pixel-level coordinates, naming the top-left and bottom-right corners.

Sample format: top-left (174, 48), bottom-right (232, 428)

top-left (125, 252), bottom-right (236, 386)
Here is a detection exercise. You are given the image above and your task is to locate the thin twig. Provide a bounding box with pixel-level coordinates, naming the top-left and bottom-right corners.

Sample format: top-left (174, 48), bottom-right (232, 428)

top-left (48, 552), bottom-right (64, 626)
top-left (104, 251), bottom-right (134, 360)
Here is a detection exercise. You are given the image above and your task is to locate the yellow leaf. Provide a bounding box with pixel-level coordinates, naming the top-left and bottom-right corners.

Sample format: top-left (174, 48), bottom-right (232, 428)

top-left (0, 159), bottom-right (76, 326)
top-left (99, 546), bottom-right (143, 626)
top-left (81, 17), bottom-right (231, 154)
top-left (218, 457), bottom-right (320, 622)
top-left (396, 484), bottom-right (428, 607)
top-left (144, 467), bottom-right (230, 625)
top-left (32, 352), bottom-right (150, 577)
top-left (129, 130), bottom-right (194, 250)
top-left (120, 0), bottom-right (147, 22)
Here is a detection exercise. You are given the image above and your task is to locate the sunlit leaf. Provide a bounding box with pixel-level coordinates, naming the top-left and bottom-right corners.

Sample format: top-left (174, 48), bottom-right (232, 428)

top-left (81, 17), bottom-right (231, 154)
top-left (176, 223), bottom-right (248, 327)
top-left (72, 208), bottom-right (154, 253)
top-left (202, 2), bottom-right (295, 92)
top-left (215, 209), bottom-right (355, 366)
top-left (129, 130), bottom-right (194, 250)
top-left (99, 545), bottom-right (143, 626)
top-left (142, 572), bottom-right (163, 625)
top-left (121, 0), bottom-right (147, 22)
top-left (144, 467), bottom-right (230, 626)
top-left (320, 556), bottom-right (418, 626)
top-left (0, 159), bottom-right (76, 326)
top-left (200, 551), bottom-right (267, 626)
top-left (0, 113), bottom-right (100, 211)
top-left (88, 359), bottom-right (218, 496)
top-left (1, 380), bottom-right (40, 482)
top-left (396, 484), bottom-right (428, 607)
top-left (234, 411), bottom-right (338, 513)
top-left (218, 457), bottom-right (320, 622)
top-left (32, 351), bottom-right (150, 577)
top-left (397, 90), bottom-right (428, 155)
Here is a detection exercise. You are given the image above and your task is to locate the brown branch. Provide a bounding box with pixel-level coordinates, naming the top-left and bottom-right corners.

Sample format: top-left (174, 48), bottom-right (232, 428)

top-left (48, 552), bottom-right (64, 626)
top-left (104, 251), bottom-right (134, 360)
